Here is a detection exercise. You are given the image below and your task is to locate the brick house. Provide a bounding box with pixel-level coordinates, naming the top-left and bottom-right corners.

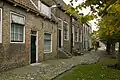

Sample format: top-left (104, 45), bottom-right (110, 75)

top-left (0, 0), bottom-right (58, 71)
top-left (51, 0), bottom-right (73, 58)
top-left (82, 23), bottom-right (92, 51)
top-left (72, 16), bottom-right (83, 55)
top-left (50, 0), bottom-right (84, 57)
top-left (0, 0), bottom-right (91, 71)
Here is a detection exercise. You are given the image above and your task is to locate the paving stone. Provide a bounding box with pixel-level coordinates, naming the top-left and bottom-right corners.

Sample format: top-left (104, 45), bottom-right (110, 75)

top-left (0, 50), bottom-right (105, 80)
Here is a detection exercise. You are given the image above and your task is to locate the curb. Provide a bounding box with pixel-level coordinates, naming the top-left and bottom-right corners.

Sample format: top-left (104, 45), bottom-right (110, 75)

top-left (51, 65), bottom-right (77, 80)
top-left (50, 56), bottom-right (100, 80)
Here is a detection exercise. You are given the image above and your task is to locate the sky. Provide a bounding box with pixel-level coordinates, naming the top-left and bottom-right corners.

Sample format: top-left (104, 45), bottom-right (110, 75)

top-left (63, 0), bottom-right (98, 31)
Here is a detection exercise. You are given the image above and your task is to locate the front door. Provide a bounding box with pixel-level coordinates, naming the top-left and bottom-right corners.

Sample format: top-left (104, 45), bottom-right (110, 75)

top-left (58, 29), bottom-right (62, 48)
top-left (31, 31), bottom-right (37, 63)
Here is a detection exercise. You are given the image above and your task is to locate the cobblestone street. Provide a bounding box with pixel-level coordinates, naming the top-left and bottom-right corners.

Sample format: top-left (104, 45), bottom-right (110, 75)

top-left (0, 50), bottom-right (104, 80)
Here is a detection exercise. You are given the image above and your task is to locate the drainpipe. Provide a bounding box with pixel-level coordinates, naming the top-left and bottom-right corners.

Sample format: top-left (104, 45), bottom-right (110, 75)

top-left (70, 16), bottom-right (72, 54)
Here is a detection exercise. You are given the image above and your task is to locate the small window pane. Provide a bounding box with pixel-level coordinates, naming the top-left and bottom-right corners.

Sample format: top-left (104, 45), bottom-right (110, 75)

top-left (19, 34), bottom-right (23, 41)
top-left (11, 33), bottom-right (14, 41)
top-left (11, 25), bottom-right (14, 33)
top-left (19, 27), bottom-right (23, 34)
top-left (14, 25), bottom-right (18, 33)
top-left (44, 33), bottom-right (51, 40)
top-left (11, 23), bottom-right (24, 42)
top-left (44, 33), bottom-right (52, 53)
top-left (14, 33), bottom-right (18, 41)
top-left (63, 22), bottom-right (69, 40)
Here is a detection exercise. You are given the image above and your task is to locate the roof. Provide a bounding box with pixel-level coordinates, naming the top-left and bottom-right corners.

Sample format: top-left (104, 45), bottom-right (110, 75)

top-left (41, 0), bottom-right (55, 7)
top-left (41, 0), bottom-right (66, 10)
top-left (6, 0), bottom-right (57, 22)
top-left (6, 0), bottom-right (38, 12)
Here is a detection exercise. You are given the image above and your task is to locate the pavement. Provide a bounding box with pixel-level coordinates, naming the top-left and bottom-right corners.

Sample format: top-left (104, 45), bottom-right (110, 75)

top-left (0, 50), bottom-right (105, 80)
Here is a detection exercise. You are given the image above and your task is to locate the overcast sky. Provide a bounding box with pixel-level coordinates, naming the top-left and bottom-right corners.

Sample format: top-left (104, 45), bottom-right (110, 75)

top-left (63, 0), bottom-right (97, 31)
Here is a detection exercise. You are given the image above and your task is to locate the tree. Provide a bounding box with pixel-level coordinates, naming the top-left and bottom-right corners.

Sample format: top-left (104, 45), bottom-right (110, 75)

top-left (65, 0), bottom-right (120, 68)
top-left (91, 30), bottom-right (99, 51)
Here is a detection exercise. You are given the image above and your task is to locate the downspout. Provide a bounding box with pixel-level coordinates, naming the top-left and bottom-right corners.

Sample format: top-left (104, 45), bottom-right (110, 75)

top-left (29, 0), bottom-right (39, 10)
top-left (70, 16), bottom-right (72, 54)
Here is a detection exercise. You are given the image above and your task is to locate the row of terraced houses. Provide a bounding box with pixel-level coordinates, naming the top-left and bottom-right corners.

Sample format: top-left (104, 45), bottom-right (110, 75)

top-left (0, 0), bottom-right (92, 71)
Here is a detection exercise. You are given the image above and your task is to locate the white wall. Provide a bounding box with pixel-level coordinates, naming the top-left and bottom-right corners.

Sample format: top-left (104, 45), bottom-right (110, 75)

top-left (0, 8), bottom-right (2, 43)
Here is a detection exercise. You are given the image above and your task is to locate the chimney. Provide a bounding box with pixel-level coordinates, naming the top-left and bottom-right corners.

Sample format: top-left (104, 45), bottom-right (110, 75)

top-left (38, 0), bottom-right (41, 11)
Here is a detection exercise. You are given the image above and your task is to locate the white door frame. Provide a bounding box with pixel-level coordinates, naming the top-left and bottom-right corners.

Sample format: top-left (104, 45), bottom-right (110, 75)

top-left (30, 31), bottom-right (38, 64)
top-left (58, 28), bottom-right (63, 48)
top-left (58, 18), bottom-right (63, 48)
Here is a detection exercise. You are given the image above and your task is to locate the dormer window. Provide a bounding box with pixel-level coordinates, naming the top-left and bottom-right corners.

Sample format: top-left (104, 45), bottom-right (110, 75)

top-left (38, 0), bottom-right (51, 18)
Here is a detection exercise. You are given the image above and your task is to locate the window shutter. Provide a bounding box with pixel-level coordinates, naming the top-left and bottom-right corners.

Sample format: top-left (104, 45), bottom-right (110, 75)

top-left (12, 14), bottom-right (25, 25)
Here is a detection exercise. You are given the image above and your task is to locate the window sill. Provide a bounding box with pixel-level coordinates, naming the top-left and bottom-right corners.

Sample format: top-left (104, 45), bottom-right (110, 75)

top-left (44, 51), bottom-right (52, 54)
top-left (64, 39), bottom-right (69, 41)
top-left (10, 42), bottom-right (25, 44)
top-left (74, 41), bottom-right (79, 43)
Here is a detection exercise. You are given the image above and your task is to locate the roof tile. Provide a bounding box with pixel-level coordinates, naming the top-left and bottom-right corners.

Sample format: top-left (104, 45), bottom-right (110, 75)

top-left (6, 0), bottom-right (38, 11)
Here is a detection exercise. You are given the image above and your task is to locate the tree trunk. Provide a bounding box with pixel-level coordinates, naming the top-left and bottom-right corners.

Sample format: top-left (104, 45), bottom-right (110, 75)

top-left (116, 41), bottom-right (120, 68)
top-left (106, 41), bottom-right (111, 54)
top-left (111, 43), bottom-right (115, 55)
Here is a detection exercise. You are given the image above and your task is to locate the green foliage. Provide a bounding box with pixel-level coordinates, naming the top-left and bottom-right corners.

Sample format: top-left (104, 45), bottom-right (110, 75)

top-left (66, 0), bottom-right (120, 44)
top-left (91, 30), bottom-right (99, 46)
top-left (55, 59), bottom-right (119, 80)
top-left (64, 5), bottom-right (78, 16)
top-left (98, 1), bottom-right (120, 43)
top-left (78, 14), bottom-right (95, 23)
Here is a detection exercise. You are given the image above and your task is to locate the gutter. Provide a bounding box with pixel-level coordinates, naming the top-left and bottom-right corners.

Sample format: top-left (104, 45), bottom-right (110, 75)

top-left (29, 0), bottom-right (57, 22)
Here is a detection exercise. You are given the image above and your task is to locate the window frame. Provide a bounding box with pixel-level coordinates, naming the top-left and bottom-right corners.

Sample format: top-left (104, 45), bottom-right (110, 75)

top-left (58, 18), bottom-right (63, 47)
top-left (10, 12), bottom-right (25, 43)
top-left (63, 21), bottom-right (69, 40)
top-left (0, 8), bottom-right (2, 43)
top-left (58, 18), bottom-right (63, 30)
top-left (72, 25), bottom-right (75, 46)
top-left (44, 33), bottom-right (52, 53)
top-left (75, 27), bottom-right (79, 42)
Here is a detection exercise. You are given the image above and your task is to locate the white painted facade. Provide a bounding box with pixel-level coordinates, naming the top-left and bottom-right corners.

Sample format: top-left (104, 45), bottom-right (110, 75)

top-left (0, 8), bottom-right (2, 43)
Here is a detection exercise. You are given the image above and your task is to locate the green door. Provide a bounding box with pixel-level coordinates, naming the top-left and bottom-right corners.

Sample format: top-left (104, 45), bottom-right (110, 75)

top-left (31, 35), bottom-right (36, 63)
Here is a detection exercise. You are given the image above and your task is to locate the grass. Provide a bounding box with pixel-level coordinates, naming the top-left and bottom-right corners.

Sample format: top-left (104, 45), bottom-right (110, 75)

top-left (54, 59), bottom-right (120, 80)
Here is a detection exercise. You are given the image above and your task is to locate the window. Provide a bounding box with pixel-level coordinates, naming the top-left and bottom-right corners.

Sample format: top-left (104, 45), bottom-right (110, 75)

top-left (72, 25), bottom-right (74, 46)
top-left (75, 28), bottom-right (79, 42)
top-left (38, 1), bottom-right (51, 18)
top-left (63, 22), bottom-right (69, 40)
top-left (80, 30), bottom-right (82, 42)
top-left (0, 8), bottom-right (2, 43)
top-left (58, 19), bottom-right (63, 29)
top-left (44, 33), bottom-right (52, 53)
top-left (10, 13), bottom-right (25, 43)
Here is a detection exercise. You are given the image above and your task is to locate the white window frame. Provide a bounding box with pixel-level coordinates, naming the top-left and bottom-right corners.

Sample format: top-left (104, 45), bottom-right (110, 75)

top-left (77, 28), bottom-right (79, 42)
top-left (72, 25), bottom-right (74, 46)
top-left (44, 33), bottom-right (52, 53)
top-left (80, 30), bottom-right (82, 43)
top-left (58, 18), bottom-right (63, 47)
top-left (0, 8), bottom-right (2, 43)
top-left (63, 21), bottom-right (69, 40)
top-left (10, 12), bottom-right (25, 43)
top-left (75, 27), bottom-right (79, 42)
